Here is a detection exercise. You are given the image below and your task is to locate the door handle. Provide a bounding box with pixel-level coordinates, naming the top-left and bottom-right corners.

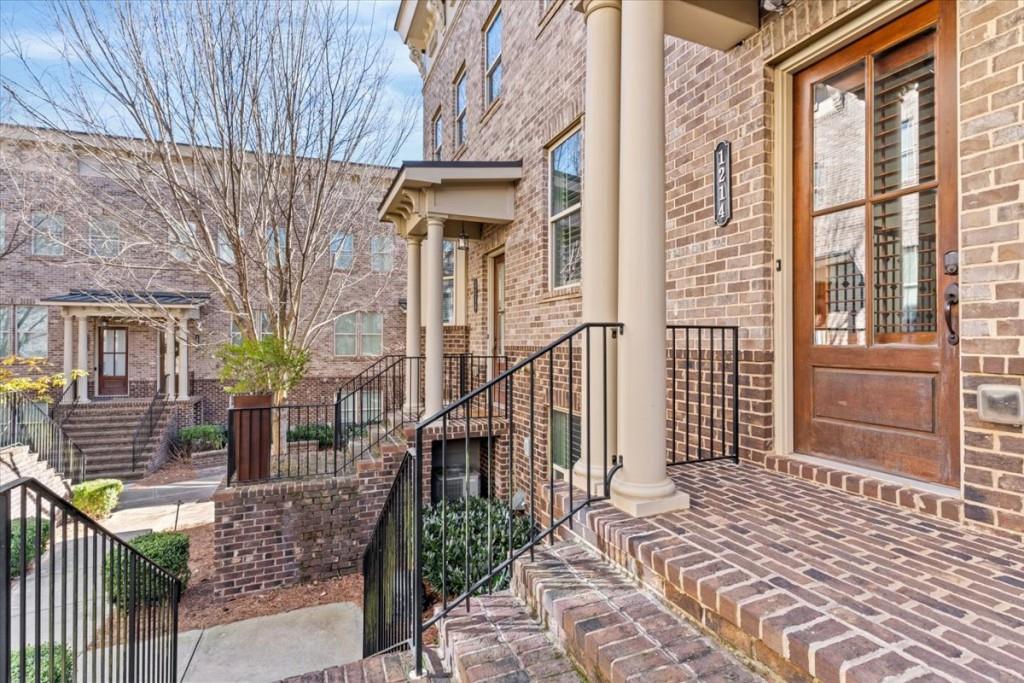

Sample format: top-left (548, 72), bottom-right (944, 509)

top-left (944, 282), bottom-right (959, 346)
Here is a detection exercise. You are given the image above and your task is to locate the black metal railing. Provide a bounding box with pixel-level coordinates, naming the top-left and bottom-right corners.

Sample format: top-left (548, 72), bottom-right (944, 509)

top-left (666, 325), bottom-right (740, 465)
top-left (227, 402), bottom-right (342, 484)
top-left (442, 354), bottom-right (509, 407)
top-left (48, 383), bottom-right (80, 427)
top-left (131, 393), bottom-right (167, 473)
top-left (1, 391), bottom-right (86, 483)
top-left (362, 323), bottom-right (623, 671)
top-left (2, 477), bottom-right (181, 682)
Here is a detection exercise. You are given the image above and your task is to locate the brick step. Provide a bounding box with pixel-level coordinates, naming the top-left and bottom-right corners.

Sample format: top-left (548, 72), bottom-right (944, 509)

top-left (81, 466), bottom-right (146, 481)
top-left (63, 414), bottom-right (165, 428)
top-left (514, 542), bottom-right (761, 683)
top-left (277, 643), bottom-right (449, 682)
top-left (64, 432), bottom-right (168, 448)
top-left (438, 592), bottom-right (584, 682)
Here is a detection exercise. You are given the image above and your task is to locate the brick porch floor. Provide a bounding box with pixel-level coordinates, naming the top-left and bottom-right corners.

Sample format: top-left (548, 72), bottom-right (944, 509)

top-left (557, 461), bottom-right (1024, 683)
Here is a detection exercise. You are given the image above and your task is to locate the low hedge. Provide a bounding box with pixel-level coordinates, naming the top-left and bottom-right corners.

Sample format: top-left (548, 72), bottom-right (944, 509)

top-left (177, 424), bottom-right (227, 453)
top-left (9, 518), bottom-right (52, 577)
top-left (105, 531), bottom-right (190, 605)
top-left (71, 479), bottom-right (123, 519)
top-left (9, 643), bottom-right (75, 683)
top-left (287, 423), bottom-right (334, 449)
top-left (421, 496), bottom-right (532, 599)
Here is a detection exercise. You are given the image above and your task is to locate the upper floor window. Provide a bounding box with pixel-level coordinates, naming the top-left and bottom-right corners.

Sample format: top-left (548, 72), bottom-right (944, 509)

top-left (432, 113), bottom-right (443, 160)
top-left (230, 311), bottom-right (270, 344)
top-left (331, 232), bottom-right (354, 270)
top-left (455, 69), bottom-right (468, 147)
top-left (0, 210), bottom-right (6, 253)
top-left (0, 307), bottom-right (10, 357)
top-left (217, 230), bottom-right (235, 264)
top-left (88, 219), bottom-right (121, 258)
top-left (549, 128), bottom-right (582, 288)
top-left (15, 306), bottom-right (48, 358)
top-left (484, 10), bottom-right (503, 106)
top-left (31, 213), bottom-right (64, 257)
top-left (267, 226), bottom-right (287, 268)
top-left (370, 236), bottom-right (394, 272)
top-left (170, 221), bottom-right (196, 262)
top-left (334, 311), bottom-right (383, 357)
top-left (442, 239), bottom-right (456, 323)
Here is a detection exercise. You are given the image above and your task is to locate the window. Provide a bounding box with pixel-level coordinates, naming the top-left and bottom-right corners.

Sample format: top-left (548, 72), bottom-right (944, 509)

top-left (15, 306), bottom-right (48, 358)
top-left (331, 232), bottom-right (354, 270)
top-left (370, 236), bottom-right (393, 272)
top-left (442, 239), bottom-right (456, 323)
top-left (0, 308), bottom-right (10, 357)
top-left (338, 389), bottom-right (383, 426)
top-left (432, 113), bottom-right (443, 160)
top-left (334, 312), bottom-right (383, 357)
top-left (88, 219), bottom-right (120, 258)
top-left (455, 69), bottom-right (468, 147)
top-left (549, 129), bottom-right (582, 288)
top-left (549, 408), bottom-right (580, 477)
top-left (267, 226), bottom-right (286, 268)
top-left (0, 210), bottom-right (6, 252)
top-left (484, 10), bottom-right (503, 105)
top-left (217, 230), bottom-right (235, 264)
top-left (170, 221), bottom-right (196, 262)
top-left (31, 213), bottom-right (64, 256)
top-left (230, 311), bottom-right (270, 344)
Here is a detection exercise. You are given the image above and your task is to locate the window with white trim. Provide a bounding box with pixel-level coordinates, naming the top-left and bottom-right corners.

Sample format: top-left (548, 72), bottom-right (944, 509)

top-left (432, 113), bottom-right (443, 160)
top-left (267, 226), bottom-right (286, 268)
top-left (549, 407), bottom-right (580, 479)
top-left (0, 307), bottom-right (10, 357)
top-left (170, 221), bottom-right (196, 262)
top-left (230, 311), bottom-right (270, 344)
top-left (455, 69), bottom-right (468, 147)
top-left (549, 128), bottom-right (582, 288)
top-left (334, 312), bottom-right (383, 357)
top-left (15, 306), bottom-right (48, 358)
top-left (31, 213), bottom-right (64, 256)
top-left (331, 232), bottom-right (354, 270)
top-left (370, 236), bottom-right (393, 272)
top-left (217, 230), bottom-right (235, 264)
top-left (442, 239), bottom-right (456, 323)
top-left (88, 219), bottom-right (121, 258)
top-left (484, 9), bottom-right (502, 106)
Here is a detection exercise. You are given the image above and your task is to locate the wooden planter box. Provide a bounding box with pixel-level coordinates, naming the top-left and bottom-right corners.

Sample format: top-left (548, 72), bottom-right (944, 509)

top-left (231, 394), bottom-right (272, 482)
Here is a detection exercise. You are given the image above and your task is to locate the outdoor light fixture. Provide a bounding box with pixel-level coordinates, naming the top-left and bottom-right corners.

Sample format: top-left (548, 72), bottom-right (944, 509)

top-left (457, 226), bottom-right (469, 252)
top-left (398, 296), bottom-right (408, 312)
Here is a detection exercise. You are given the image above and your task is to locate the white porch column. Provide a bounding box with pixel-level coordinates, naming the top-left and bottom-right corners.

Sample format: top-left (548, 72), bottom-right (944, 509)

top-left (424, 216), bottom-right (445, 415)
top-left (164, 317), bottom-right (177, 401)
top-left (177, 317), bottom-right (189, 400)
top-left (576, 0), bottom-right (621, 494)
top-left (76, 315), bottom-right (89, 403)
top-left (611, 0), bottom-right (689, 516)
top-left (62, 312), bottom-right (74, 402)
top-left (405, 236), bottom-right (423, 415)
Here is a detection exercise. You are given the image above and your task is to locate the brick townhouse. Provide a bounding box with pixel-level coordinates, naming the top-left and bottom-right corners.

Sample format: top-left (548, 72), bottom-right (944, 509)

top-left (381, 0), bottom-right (1024, 540)
top-left (0, 124), bottom-right (405, 476)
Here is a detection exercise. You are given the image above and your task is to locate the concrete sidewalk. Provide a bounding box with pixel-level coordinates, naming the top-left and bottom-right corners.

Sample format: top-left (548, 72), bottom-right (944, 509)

top-left (176, 602), bottom-right (363, 683)
top-left (105, 466), bottom-right (225, 536)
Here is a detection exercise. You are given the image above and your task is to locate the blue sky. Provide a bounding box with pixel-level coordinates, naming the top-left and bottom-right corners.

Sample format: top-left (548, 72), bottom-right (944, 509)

top-left (0, 0), bottom-right (425, 163)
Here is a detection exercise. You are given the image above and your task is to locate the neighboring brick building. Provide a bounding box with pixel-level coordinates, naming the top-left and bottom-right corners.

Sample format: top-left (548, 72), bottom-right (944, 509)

top-left (386, 0), bottom-right (1024, 540)
top-left (0, 125), bottom-right (405, 428)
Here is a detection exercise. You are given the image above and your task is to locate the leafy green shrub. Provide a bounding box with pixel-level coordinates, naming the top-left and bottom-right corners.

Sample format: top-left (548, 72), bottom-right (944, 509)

top-left (9, 518), bottom-right (52, 577)
top-left (421, 496), bottom-right (532, 599)
top-left (286, 423), bottom-right (333, 448)
top-left (178, 424), bottom-right (227, 452)
top-left (9, 643), bottom-right (75, 683)
top-left (105, 531), bottom-right (190, 605)
top-left (71, 479), bottom-right (124, 519)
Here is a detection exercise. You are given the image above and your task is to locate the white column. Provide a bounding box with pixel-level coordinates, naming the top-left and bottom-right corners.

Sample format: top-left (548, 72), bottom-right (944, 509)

top-left (164, 317), bottom-right (177, 401)
top-left (576, 0), bottom-right (621, 494)
top-left (62, 313), bottom-right (74, 402)
top-left (424, 216), bottom-right (445, 415)
top-left (611, 0), bottom-right (689, 517)
top-left (177, 317), bottom-right (189, 400)
top-left (76, 315), bottom-right (89, 403)
top-left (405, 236), bottom-right (423, 415)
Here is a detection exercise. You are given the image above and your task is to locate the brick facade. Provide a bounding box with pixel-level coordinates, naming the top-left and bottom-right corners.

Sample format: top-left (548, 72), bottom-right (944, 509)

top-left (411, 0), bottom-right (1024, 539)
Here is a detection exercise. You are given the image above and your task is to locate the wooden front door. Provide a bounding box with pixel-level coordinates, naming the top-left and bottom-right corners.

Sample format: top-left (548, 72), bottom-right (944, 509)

top-left (793, 0), bottom-right (959, 486)
top-left (98, 327), bottom-right (128, 396)
top-left (492, 253), bottom-right (506, 371)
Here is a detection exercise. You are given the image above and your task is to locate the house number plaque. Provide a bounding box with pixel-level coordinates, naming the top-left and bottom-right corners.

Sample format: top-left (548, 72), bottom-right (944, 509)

top-left (713, 141), bottom-right (732, 227)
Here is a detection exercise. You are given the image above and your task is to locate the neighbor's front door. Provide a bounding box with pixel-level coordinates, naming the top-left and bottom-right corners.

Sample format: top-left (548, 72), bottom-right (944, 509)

top-left (98, 327), bottom-right (129, 396)
top-left (793, 0), bottom-right (959, 486)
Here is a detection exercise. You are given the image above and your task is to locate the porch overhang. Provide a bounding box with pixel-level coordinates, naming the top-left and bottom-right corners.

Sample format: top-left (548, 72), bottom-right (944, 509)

top-left (663, 0), bottom-right (760, 51)
top-left (39, 290), bottom-right (208, 319)
top-left (378, 161), bottom-right (523, 240)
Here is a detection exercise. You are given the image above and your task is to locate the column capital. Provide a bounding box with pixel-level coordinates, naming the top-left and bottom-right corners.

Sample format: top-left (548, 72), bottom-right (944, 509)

top-left (406, 234), bottom-right (424, 245)
top-left (577, 0), bottom-right (621, 19)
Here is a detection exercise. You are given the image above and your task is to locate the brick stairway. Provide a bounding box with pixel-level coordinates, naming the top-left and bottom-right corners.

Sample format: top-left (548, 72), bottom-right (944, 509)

top-left (61, 401), bottom-right (173, 481)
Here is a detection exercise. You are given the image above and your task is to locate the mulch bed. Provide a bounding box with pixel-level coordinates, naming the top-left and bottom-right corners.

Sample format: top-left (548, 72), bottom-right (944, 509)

top-left (177, 523), bottom-right (363, 631)
top-left (136, 456), bottom-right (199, 486)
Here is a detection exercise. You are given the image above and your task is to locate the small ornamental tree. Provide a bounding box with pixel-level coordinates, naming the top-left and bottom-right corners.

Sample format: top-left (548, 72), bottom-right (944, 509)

top-left (0, 356), bottom-right (85, 401)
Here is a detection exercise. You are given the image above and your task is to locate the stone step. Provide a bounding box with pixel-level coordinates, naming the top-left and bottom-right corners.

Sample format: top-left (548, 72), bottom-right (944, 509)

top-left (439, 592), bottom-right (584, 682)
top-left (514, 542), bottom-right (763, 683)
top-left (64, 433), bottom-right (167, 448)
top-left (277, 646), bottom-right (449, 682)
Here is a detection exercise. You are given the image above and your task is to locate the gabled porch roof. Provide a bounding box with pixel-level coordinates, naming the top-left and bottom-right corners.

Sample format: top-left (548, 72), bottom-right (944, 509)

top-left (378, 160), bottom-right (522, 240)
top-left (40, 289), bottom-right (209, 318)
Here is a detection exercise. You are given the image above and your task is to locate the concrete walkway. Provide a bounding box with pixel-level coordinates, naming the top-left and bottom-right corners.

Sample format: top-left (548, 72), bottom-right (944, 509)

top-left (104, 466), bottom-right (225, 536)
top-left (176, 602), bottom-right (363, 683)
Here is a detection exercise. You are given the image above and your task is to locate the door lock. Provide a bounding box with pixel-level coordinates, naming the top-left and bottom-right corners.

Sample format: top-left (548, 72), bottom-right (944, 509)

top-left (943, 250), bottom-right (959, 276)
top-left (944, 282), bottom-right (959, 345)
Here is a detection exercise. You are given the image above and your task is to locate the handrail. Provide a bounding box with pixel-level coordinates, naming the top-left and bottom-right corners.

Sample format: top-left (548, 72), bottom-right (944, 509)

top-left (0, 390), bottom-right (87, 482)
top-left (131, 392), bottom-right (166, 472)
top-left (49, 382), bottom-right (80, 426)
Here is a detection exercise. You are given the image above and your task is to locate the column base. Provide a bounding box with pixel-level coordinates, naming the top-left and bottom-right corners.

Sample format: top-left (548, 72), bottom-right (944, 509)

top-left (572, 466), bottom-right (612, 497)
top-left (610, 476), bottom-right (690, 517)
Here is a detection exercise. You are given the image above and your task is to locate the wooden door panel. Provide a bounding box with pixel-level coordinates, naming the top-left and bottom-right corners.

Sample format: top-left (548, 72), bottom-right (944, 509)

top-left (804, 419), bottom-right (947, 483)
top-left (811, 368), bottom-right (935, 433)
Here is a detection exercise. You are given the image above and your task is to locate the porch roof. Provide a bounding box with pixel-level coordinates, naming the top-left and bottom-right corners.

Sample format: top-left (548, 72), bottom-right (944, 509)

top-left (40, 289), bottom-right (209, 309)
top-left (378, 160), bottom-right (523, 239)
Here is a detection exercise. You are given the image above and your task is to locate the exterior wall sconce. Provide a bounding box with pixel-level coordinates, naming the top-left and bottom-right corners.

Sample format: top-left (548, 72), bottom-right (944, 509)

top-left (457, 226), bottom-right (469, 252)
top-left (398, 296), bottom-right (408, 312)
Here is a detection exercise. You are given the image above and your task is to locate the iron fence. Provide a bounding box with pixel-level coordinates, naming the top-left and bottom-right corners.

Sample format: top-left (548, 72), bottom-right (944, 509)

top-left (1, 392), bottom-right (86, 484)
top-left (227, 402), bottom-right (343, 484)
top-left (131, 393), bottom-right (167, 473)
top-left (2, 477), bottom-right (181, 682)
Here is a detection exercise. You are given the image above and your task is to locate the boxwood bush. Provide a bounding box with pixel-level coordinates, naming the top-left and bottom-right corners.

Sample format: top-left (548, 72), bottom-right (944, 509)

top-left (71, 479), bottom-right (124, 519)
top-left (286, 423), bottom-right (334, 449)
top-left (421, 496), bottom-right (532, 600)
top-left (177, 424), bottom-right (227, 452)
top-left (105, 531), bottom-right (190, 605)
top-left (9, 644), bottom-right (75, 683)
top-left (9, 518), bottom-right (52, 577)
